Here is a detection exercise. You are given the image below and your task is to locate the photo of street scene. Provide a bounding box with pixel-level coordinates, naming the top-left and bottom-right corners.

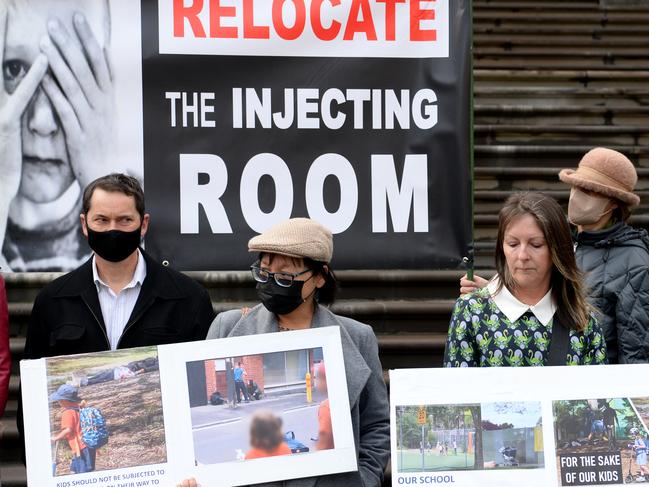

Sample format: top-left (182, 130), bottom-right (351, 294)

top-left (395, 401), bottom-right (543, 472)
top-left (46, 347), bottom-right (166, 476)
top-left (554, 398), bottom-right (649, 485)
top-left (186, 347), bottom-right (332, 464)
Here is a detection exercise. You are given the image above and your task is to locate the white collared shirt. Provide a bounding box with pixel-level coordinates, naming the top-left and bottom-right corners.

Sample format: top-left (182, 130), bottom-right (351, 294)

top-left (486, 276), bottom-right (557, 326)
top-left (93, 250), bottom-right (147, 350)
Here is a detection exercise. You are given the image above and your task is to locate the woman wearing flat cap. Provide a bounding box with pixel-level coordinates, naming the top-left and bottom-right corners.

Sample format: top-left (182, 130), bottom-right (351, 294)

top-left (178, 218), bottom-right (389, 487)
top-left (559, 147), bottom-right (649, 364)
top-left (462, 147), bottom-right (649, 364)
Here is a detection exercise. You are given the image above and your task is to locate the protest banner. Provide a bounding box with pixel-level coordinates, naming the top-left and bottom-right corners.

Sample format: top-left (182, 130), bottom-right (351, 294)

top-left (20, 327), bottom-right (354, 486)
top-left (0, 0), bottom-right (471, 272)
top-left (390, 366), bottom-right (649, 487)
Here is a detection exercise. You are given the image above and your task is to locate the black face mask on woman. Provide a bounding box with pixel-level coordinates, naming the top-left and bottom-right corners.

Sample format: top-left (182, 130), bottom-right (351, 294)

top-left (256, 277), bottom-right (315, 315)
top-left (87, 227), bottom-right (142, 262)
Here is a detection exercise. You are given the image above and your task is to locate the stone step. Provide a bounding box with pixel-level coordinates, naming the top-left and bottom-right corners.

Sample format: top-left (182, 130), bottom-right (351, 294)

top-left (474, 144), bottom-right (649, 167)
top-left (474, 70), bottom-right (649, 90)
top-left (476, 46), bottom-right (649, 57)
top-left (476, 124), bottom-right (649, 134)
top-left (7, 299), bottom-right (459, 341)
top-left (475, 86), bottom-right (649, 97)
top-left (474, 11), bottom-right (649, 22)
top-left (475, 88), bottom-right (649, 108)
top-left (473, 0), bottom-right (642, 10)
top-left (475, 60), bottom-right (649, 70)
top-left (474, 34), bottom-right (649, 47)
top-left (0, 464), bottom-right (27, 487)
top-left (474, 212), bottom-right (649, 228)
top-left (4, 270), bottom-right (467, 309)
top-left (474, 25), bottom-right (649, 35)
top-left (475, 124), bottom-right (649, 148)
top-left (476, 104), bottom-right (649, 115)
top-left (475, 105), bottom-right (649, 125)
top-left (473, 166), bottom-right (649, 192)
top-left (475, 166), bottom-right (649, 177)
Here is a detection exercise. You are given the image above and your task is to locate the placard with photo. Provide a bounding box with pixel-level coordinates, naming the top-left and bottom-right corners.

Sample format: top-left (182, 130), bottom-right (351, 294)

top-left (390, 365), bottom-right (649, 487)
top-left (21, 326), bottom-right (355, 486)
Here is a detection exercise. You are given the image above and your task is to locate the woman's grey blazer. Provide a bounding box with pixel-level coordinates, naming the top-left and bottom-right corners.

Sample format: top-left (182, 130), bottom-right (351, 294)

top-left (207, 304), bottom-right (390, 487)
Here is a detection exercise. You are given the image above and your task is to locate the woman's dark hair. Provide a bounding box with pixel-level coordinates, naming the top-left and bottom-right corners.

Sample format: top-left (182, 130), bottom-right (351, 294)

top-left (259, 253), bottom-right (338, 305)
top-left (304, 258), bottom-right (337, 305)
top-left (249, 410), bottom-right (284, 451)
top-left (613, 203), bottom-right (631, 223)
top-left (495, 192), bottom-right (591, 331)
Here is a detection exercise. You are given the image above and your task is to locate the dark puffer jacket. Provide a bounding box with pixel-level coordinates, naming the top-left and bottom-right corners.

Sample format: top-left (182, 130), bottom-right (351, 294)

top-left (575, 222), bottom-right (649, 364)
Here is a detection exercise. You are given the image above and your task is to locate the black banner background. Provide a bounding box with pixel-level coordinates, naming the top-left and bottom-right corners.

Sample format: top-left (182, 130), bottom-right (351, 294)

top-left (141, 0), bottom-right (471, 271)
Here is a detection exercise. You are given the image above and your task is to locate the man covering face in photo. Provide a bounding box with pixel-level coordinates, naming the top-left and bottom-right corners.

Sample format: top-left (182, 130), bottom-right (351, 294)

top-left (0, 0), bottom-right (129, 271)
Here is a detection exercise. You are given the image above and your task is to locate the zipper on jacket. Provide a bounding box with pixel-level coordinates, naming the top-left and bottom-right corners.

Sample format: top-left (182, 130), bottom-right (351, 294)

top-left (81, 295), bottom-right (111, 350)
top-left (116, 297), bottom-right (155, 349)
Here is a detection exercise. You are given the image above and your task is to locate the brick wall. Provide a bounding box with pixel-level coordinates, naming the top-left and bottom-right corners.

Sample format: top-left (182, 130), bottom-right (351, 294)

top-left (241, 355), bottom-right (264, 390)
top-left (204, 360), bottom-right (217, 401)
top-left (204, 356), bottom-right (266, 398)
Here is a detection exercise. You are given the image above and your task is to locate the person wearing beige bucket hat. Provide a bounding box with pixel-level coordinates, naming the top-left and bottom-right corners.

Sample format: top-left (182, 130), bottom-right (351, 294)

top-left (459, 148), bottom-right (649, 363)
top-left (559, 147), bottom-right (640, 228)
top-left (178, 218), bottom-right (390, 487)
top-left (559, 147), bottom-right (649, 364)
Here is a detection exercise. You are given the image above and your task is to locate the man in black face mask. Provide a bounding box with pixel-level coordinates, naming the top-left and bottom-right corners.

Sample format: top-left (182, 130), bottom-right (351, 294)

top-left (22, 173), bottom-right (215, 357)
top-left (18, 173), bottom-right (215, 461)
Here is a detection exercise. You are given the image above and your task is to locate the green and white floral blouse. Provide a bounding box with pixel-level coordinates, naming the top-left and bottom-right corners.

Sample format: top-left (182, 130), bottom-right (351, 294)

top-left (443, 284), bottom-right (608, 367)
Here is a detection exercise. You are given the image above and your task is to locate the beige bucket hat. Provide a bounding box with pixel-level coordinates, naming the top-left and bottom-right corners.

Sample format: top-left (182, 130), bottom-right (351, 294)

top-left (559, 147), bottom-right (640, 207)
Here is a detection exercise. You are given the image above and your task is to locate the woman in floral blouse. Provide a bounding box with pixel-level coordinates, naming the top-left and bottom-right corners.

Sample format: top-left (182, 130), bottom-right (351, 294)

top-left (444, 192), bottom-right (607, 367)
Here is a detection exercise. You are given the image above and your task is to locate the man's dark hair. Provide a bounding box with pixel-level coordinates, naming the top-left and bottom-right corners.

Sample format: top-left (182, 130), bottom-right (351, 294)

top-left (82, 173), bottom-right (145, 219)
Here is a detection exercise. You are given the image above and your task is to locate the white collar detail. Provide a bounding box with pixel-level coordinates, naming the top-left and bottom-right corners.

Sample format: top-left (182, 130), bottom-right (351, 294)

top-left (487, 277), bottom-right (556, 326)
top-left (92, 249), bottom-right (147, 293)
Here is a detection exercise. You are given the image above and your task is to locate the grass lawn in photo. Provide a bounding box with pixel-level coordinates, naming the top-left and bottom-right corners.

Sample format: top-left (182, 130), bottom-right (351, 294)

top-left (397, 449), bottom-right (475, 472)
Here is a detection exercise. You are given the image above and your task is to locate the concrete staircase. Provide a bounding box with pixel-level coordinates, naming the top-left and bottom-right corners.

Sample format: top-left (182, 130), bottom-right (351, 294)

top-left (473, 0), bottom-right (649, 266)
top-left (3, 0), bottom-right (649, 484)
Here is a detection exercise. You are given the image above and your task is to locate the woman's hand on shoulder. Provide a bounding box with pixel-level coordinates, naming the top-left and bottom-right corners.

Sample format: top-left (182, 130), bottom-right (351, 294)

top-left (459, 274), bottom-right (489, 295)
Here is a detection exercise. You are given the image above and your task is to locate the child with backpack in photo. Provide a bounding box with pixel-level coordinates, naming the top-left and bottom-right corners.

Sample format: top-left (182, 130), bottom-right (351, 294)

top-left (50, 384), bottom-right (108, 474)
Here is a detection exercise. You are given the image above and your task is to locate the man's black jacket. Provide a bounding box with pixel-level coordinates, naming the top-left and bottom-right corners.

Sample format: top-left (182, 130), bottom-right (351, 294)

top-left (19, 250), bottom-right (215, 459)
top-left (23, 249), bottom-right (215, 359)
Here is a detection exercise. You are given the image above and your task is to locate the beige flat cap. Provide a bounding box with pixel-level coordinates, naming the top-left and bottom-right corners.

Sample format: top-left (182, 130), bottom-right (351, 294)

top-left (248, 218), bottom-right (333, 263)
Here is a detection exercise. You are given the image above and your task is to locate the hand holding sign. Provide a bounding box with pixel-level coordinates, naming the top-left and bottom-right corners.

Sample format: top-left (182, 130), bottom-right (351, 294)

top-left (176, 478), bottom-right (200, 487)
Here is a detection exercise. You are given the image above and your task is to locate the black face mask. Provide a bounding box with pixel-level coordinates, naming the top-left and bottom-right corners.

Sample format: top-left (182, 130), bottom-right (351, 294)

top-left (87, 227), bottom-right (142, 262)
top-left (256, 279), bottom-right (308, 315)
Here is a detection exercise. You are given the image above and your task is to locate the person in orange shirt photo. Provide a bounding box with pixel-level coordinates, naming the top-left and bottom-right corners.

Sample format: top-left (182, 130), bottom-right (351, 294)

top-left (49, 384), bottom-right (95, 474)
top-left (314, 361), bottom-right (334, 451)
top-left (245, 410), bottom-right (292, 460)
